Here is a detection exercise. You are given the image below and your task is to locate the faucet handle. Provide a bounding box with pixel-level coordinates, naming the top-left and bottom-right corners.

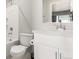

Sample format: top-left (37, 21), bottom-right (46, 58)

top-left (63, 25), bottom-right (66, 30)
top-left (58, 19), bottom-right (61, 23)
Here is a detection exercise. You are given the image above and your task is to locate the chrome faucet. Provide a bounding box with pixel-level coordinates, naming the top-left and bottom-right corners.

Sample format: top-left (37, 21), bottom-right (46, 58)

top-left (56, 19), bottom-right (66, 30)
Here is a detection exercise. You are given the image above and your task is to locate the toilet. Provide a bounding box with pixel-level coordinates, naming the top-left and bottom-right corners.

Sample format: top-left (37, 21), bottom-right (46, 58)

top-left (10, 33), bottom-right (33, 59)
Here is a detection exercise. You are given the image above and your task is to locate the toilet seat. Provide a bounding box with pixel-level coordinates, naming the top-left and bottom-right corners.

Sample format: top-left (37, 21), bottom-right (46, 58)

top-left (10, 45), bottom-right (28, 57)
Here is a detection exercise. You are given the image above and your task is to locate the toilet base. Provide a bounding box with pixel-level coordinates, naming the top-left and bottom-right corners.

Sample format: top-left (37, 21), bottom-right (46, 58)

top-left (11, 52), bottom-right (31, 59)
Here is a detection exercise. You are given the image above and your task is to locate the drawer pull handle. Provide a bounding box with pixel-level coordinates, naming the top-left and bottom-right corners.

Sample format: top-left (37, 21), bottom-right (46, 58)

top-left (60, 53), bottom-right (62, 59)
top-left (55, 52), bottom-right (57, 59)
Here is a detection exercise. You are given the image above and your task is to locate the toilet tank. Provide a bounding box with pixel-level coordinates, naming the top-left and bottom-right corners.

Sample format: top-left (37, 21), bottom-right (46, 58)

top-left (20, 33), bottom-right (33, 47)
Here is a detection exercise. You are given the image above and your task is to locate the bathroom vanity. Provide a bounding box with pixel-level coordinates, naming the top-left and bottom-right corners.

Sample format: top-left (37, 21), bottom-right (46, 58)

top-left (33, 30), bottom-right (73, 59)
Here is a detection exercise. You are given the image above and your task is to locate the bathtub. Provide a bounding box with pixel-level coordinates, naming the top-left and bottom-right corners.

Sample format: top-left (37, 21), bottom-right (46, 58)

top-left (6, 38), bottom-right (19, 58)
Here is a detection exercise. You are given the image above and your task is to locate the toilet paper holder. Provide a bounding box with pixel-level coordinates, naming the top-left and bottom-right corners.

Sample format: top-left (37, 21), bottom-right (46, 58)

top-left (30, 40), bottom-right (34, 45)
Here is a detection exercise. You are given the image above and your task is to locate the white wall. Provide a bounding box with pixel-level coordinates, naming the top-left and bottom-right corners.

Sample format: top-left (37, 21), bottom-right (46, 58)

top-left (13, 0), bottom-right (32, 33)
top-left (32, 0), bottom-right (43, 30)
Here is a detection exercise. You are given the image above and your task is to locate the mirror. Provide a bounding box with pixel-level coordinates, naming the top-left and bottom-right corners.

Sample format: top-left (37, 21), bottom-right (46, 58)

top-left (43, 0), bottom-right (73, 23)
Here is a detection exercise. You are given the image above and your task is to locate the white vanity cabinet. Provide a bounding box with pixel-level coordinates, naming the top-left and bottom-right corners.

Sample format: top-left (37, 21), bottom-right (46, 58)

top-left (34, 31), bottom-right (73, 59)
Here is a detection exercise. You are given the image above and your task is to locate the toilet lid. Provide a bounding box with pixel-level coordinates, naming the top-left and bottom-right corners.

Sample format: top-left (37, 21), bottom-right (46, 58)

top-left (11, 45), bottom-right (27, 53)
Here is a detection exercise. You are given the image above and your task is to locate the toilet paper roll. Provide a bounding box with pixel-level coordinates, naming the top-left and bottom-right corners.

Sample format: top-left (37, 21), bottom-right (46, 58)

top-left (30, 40), bottom-right (34, 45)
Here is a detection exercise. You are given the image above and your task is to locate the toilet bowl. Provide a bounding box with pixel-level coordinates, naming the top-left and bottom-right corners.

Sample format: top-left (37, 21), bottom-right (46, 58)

top-left (10, 45), bottom-right (27, 57)
top-left (10, 33), bottom-right (33, 59)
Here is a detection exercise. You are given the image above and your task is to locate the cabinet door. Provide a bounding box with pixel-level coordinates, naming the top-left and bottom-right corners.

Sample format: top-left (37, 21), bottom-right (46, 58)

top-left (58, 48), bottom-right (73, 59)
top-left (34, 43), bottom-right (58, 59)
top-left (59, 53), bottom-right (72, 59)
